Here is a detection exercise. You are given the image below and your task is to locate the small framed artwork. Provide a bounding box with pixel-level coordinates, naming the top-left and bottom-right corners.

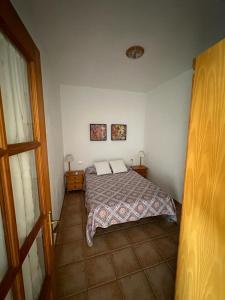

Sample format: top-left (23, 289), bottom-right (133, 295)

top-left (90, 124), bottom-right (107, 141)
top-left (111, 124), bottom-right (127, 141)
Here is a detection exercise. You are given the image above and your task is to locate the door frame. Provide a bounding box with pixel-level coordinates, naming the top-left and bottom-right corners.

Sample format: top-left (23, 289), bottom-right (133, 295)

top-left (0, 1), bottom-right (54, 299)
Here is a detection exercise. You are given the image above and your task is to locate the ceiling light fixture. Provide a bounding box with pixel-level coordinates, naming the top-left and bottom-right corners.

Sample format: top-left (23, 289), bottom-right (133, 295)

top-left (126, 45), bottom-right (144, 59)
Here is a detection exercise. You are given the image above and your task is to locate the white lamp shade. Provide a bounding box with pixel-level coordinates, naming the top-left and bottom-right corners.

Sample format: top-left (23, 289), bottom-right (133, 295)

top-left (65, 154), bottom-right (74, 162)
top-left (138, 151), bottom-right (145, 158)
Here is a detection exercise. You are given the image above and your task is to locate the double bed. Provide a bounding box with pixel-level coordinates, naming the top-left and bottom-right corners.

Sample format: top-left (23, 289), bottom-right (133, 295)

top-left (85, 166), bottom-right (177, 246)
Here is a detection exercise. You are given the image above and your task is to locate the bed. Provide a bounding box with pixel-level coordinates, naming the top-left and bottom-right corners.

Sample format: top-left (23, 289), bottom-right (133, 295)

top-left (85, 166), bottom-right (177, 246)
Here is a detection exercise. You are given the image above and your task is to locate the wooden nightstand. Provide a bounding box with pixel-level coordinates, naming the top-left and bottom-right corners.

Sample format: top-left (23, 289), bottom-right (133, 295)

top-left (132, 165), bottom-right (148, 178)
top-left (65, 170), bottom-right (84, 192)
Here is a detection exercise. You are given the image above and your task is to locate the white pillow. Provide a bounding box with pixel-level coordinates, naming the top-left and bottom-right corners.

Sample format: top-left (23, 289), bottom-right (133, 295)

top-left (109, 160), bottom-right (127, 174)
top-left (94, 161), bottom-right (112, 176)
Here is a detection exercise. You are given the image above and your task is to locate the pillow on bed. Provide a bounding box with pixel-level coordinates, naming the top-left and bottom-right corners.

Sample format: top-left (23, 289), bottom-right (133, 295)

top-left (109, 159), bottom-right (128, 174)
top-left (94, 161), bottom-right (112, 176)
top-left (85, 166), bottom-right (97, 174)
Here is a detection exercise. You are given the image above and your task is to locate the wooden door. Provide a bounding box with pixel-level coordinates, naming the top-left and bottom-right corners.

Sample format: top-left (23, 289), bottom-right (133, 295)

top-left (0, 1), bottom-right (54, 299)
top-left (175, 39), bottom-right (225, 299)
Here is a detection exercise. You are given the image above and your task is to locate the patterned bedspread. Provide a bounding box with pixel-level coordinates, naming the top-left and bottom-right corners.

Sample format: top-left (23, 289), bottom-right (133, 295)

top-left (85, 168), bottom-right (176, 246)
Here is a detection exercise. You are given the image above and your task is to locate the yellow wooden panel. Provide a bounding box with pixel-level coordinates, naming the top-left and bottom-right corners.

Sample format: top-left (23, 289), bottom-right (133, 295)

top-left (176, 38), bottom-right (225, 300)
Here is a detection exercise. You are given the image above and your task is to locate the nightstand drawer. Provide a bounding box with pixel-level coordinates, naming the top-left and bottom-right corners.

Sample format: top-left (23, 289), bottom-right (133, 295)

top-left (137, 170), bottom-right (147, 177)
top-left (65, 170), bottom-right (84, 192)
top-left (132, 165), bottom-right (148, 178)
top-left (67, 182), bottom-right (83, 191)
top-left (67, 176), bottom-right (83, 184)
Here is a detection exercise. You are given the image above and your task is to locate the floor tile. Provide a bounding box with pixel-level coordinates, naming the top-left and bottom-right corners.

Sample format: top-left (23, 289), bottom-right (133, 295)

top-left (119, 271), bottom-right (155, 300)
top-left (56, 191), bottom-right (180, 300)
top-left (134, 241), bottom-right (161, 268)
top-left (112, 247), bottom-right (140, 277)
top-left (125, 225), bottom-right (149, 243)
top-left (55, 240), bottom-right (84, 266)
top-left (169, 230), bottom-right (180, 245)
top-left (106, 223), bottom-right (125, 232)
top-left (63, 195), bottom-right (81, 206)
top-left (122, 220), bottom-right (139, 228)
top-left (95, 227), bottom-right (106, 236)
top-left (167, 258), bottom-right (177, 274)
top-left (57, 224), bottom-right (83, 244)
top-left (175, 201), bottom-right (182, 223)
top-left (148, 216), bottom-right (163, 223)
top-left (64, 193), bottom-right (82, 203)
top-left (142, 222), bottom-right (165, 238)
top-left (83, 235), bottom-right (109, 257)
top-left (88, 281), bottom-right (123, 300)
top-left (64, 292), bottom-right (87, 300)
top-left (152, 237), bottom-right (177, 259)
top-left (62, 201), bottom-right (82, 215)
top-left (82, 211), bottom-right (87, 222)
top-left (123, 220), bottom-right (140, 229)
top-left (56, 262), bottom-right (87, 298)
top-left (62, 206), bottom-right (82, 216)
top-left (86, 254), bottom-right (116, 287)
top-left (106, 230), bottom-right (130, 250)
top-left (61, 212), bottom-right (83, 227)
top-left (158, 217), bottom-right (179, 232)
top-left (145, 263), bottom-right (175, 300)
top-left (138, 217), bottom-right (152, 225)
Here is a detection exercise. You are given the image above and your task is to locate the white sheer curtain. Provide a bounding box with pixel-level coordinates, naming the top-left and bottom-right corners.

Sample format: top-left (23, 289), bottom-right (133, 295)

top-left (0, 32), bottom-right (44, 299)
top-left (0, 208), bottom-right (8, 281)
top-left (9, 152), bottom-right (39, 245)
top-left (0, 209), bottom-right (13, 300)
top-left (9, 152), bottom-right (43, 299)
top-left (22, 231), bottom-right (45, 300)
top-left (0, 32), bottom-right (33, 144)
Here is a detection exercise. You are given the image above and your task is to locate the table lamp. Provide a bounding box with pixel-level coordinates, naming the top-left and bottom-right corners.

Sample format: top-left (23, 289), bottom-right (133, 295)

top-left (138, 151), bottom-right (145, 166)
top-left (65, 154), bottom-right (74, 172)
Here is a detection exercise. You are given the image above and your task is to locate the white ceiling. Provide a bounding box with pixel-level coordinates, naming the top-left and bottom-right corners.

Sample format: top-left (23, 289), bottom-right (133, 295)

top-left (13, 0), bottom-right (225, 92)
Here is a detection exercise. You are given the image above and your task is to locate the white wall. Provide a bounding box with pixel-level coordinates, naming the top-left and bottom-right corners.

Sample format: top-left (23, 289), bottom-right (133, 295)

top-left (40, 58), bottom-right (65, 219)
top-left (11, 0), bottom-right (65, 219)
top-left (60, 85), bottom-right (146, 170)
top-left (144, 70), bottom-right (193, 202)
top-left (61, 77), bottom-right (192, 203)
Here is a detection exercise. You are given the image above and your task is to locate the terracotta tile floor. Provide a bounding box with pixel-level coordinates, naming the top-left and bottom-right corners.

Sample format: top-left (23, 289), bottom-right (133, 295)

top-left (55, 191), bottom-right (181, 300)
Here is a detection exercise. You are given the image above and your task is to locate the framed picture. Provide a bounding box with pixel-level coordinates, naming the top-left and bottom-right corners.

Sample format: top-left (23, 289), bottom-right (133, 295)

top-left (111, 124), bottom-right (127, 141)
top-left (90, 124), bottom-right (107, 141)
